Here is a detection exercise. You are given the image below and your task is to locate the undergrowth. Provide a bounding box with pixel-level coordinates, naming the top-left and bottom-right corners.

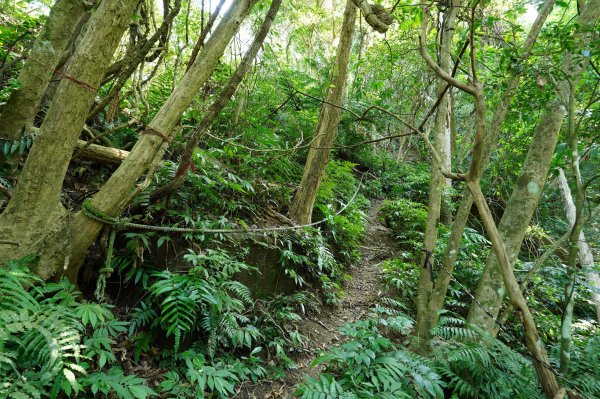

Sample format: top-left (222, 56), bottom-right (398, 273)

top-left (0, 257), bottom-right (154, 399)
top-left (295, 300), bottom-right (598, 399)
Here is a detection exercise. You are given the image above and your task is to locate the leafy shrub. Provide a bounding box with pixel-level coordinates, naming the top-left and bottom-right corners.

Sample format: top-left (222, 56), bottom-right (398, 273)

top-left (131, 249), bottom-right (255, 354)
top-left (550, 332), bottom-right (600, 397)
top-left (315, 160), bottom-right (368, 264)
top-left (381, 259), bottom-right (418, 311)
top-left (129, 248), bottom-right (309, 367)
top-left (283, 229), bottom-right (347, 303)
top-left (153, 292), bottom-right (311, 398)
top-left (440, 227), bottom-right (490, 313)
top-left (0, 264), bottom-right (85, 398)
top-left (353, 150), bottom-right (430, 203)
top-left (79, 367), bottom-right (156, 399)
top-left (379, 198), bottom-right (427, 254)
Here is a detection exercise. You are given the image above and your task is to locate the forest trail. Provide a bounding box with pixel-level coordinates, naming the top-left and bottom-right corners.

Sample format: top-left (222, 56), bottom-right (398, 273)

top-left (237, 202), bottom-right (398, 398)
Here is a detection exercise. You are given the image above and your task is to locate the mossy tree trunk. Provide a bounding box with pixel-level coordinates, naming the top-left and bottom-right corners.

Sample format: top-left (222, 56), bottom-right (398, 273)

top-left (0, 0), bottom-right (258, 281)
top-left (288, 0), bottom-right (356, 224)
top-left (0, 0), bottom-right (138, 278)
top-left (87, 0), bottom-right (183, 121)
top-left (0, 0), bottom-right (88, 141)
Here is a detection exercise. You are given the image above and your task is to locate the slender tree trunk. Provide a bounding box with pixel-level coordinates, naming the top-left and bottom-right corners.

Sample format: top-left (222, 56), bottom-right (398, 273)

top-left (558, 81), bottom-right (599, 371)
top-left (467, 103), bottom-right (565, 331)
top-left (0, 0), bottom-right (87, 140)
top-left (186, 0), bottom-right (228, 71)
top-left (87, 0), bottom-right (183, 121)
top-left (61, 0), bottom-right (259, 281)
top-left (414, 0), bottom-right (460, 350)
top-left (467, 0), bottom-right (600, 334)
top-left (425, 0), bottom-right (556, 333)
top-left (288, 0), bottom-right (356, 224)
top-left (147, 0), bottom-right (282, 203)
top-left (0, 0), bottom-right (138, 278)
top-left (557, 169), bottom-right (583, 373)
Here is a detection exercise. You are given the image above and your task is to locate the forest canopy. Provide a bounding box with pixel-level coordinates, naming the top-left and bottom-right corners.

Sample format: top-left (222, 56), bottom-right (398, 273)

top-left (0, 0), bottom-right (599, 398)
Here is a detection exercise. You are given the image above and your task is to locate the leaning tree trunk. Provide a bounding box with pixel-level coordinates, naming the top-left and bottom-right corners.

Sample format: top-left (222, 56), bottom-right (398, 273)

top-left (148, 0), bottom-right (282, 203)
top-left (467, 0), bottom-right (600, 334)
top-left (467, 181), bottom-right (562, 399)
top-left (288, 0), bottom-right (356, 224)
top-left (60, 0), bottom-right (259, 282)
top-left (425, 0), bottom-right (556, 333)
top-left (414, 0), bottom-right (460, 351)
top-left (0, 0), bottom-right (88, 141)
top-left (0, 0), bottom-right (138, 277)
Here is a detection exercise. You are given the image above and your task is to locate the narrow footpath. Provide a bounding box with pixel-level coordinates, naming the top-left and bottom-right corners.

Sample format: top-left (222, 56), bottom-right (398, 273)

top-left (237, 202), bottom-right (398, 398)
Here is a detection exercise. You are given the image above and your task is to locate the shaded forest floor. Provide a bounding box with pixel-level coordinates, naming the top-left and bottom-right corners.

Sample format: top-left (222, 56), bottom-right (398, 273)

top-left (237, 202), bottom-right (398, 398)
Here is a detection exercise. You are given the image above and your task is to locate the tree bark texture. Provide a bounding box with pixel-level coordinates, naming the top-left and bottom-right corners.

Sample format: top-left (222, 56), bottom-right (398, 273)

top-left (467, 181), bottom-right (562, 399)
top-left (350, 0), bottom-right (391, 33)
top-left (467, 0), bottom-right (600, 333)
top-left (288, 0), bottom-right (356, 224)
top-left (74, 140), bottom-right (130, 165)
top-left (0, 0), bottom-right (87, 140)
top-left (0, 0), bottom-right (138, 278)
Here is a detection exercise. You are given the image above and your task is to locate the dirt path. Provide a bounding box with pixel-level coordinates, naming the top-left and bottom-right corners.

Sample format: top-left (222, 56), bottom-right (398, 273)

top-left (236, 202), bottom-right (398, 398)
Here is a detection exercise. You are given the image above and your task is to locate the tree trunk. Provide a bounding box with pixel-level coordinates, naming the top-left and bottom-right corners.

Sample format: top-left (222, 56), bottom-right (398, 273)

top-left (558, 75), bottom-right (599, 372)
top-left (147, 0), bottom-right (282, 204)
top-left (288, 0), bottom-right (356, 224)
top-left (424, 0), bottom-right (556, 333)
top-left (417, 2), bottom-right (571, 394)
top-left (186, 0), bottom-right (228, 71)
top-left (0, 0), bottom-right (87, 141)
top-left (414, 0), bottom-right (460, 350)
top-left (60, 0), bottom-right (259, 282)
top-left (350, 0), bottom-right (391, 33)
top-left (467, 103), bottom-right (565, 331)
top-left (74, 140), bottom-right (130, 165)
top-left (467, 0), bottom-right (600, 334)
top-left (0, 0), bottom-right (138, 279)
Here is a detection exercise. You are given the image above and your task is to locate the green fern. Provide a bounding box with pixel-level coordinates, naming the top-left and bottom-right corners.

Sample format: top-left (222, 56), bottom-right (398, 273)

top-left (298, 312), bottom-right (443, 399)
top-left (143, 250), bottom-right (258, 354)
top-left (148, 270), bottom-right (200, 352)
top-left (0, 128), bottom-right (35, 158)
top-left (0, 265), bottom-right (85, 398)
top-left (431, 316), bottom-right (543, 399)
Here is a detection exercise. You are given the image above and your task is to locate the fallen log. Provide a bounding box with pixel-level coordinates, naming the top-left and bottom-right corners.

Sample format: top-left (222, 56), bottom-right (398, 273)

top-left (73, 139), bottom-right (129, 165)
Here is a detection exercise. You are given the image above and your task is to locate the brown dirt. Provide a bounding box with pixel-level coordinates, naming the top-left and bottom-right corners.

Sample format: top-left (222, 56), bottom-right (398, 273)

top-left (235, 201), bottom-right (398, 398)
